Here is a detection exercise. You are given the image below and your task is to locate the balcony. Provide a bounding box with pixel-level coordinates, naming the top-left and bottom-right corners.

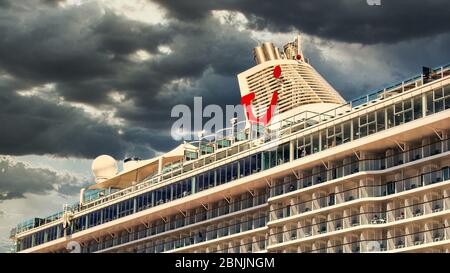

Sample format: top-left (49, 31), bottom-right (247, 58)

top-left (20, 78), bottom-right (450, 241)
top-left (88, 213), bottom-right (267, 253)
top-left (269, 167), bottom-right (450, 223)
top-left (267, 195), bottom-right (450, 247)
top-left (271, 137), bottom-right (450, 199)
top-left (271, 222), bottom-right (449, 253)
top-left (84, 197), bottom-right (268, 253)
top-left (12, 80), bottom-right (450, 252)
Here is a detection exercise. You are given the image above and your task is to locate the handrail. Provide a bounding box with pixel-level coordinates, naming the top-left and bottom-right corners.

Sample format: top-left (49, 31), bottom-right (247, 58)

top-left (13, 66), bottom-right (450, 236)
top-left (271, 138), bottom-right (448, 196)
top-left (14, 135), bottom-right (450, 237)
top-left (271, 196), bottom-right (449, 238)
top-left (78, 77), bottom-right (450, 211)
top-left (88, 215), bottom-right (268, 253)
top-left (350, 62), bottom-right (450, 108)
top-left (88, 192), bottom-right (268, 239)
top-left (269, 167), bottom-right (449, 220)
top-left (300, 224), bottom-right (449, 253)
top-left (212, 224), bottom-right (449, 253)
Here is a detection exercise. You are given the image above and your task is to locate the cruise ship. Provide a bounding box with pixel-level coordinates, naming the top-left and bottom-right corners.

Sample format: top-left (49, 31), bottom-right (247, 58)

top-left (10, 35), bottom-right (450, 253)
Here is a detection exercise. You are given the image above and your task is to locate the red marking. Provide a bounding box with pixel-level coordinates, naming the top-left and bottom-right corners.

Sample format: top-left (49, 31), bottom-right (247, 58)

top-left (296, 54), bottom-right (301, 60)
top-left (241, 91), bottom-right (278, 126)
top-left (241, 66), bottom-right (281, 126)
top-left (273, 65), bottom-right (281, 79)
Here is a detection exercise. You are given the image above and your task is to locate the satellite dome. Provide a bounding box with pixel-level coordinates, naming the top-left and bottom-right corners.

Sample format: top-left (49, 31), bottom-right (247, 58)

top-left (92, 155), bottom-right (118, 183)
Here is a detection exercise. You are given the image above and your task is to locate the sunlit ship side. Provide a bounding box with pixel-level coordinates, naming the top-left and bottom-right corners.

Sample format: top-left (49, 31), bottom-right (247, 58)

top-left (10, 35), bottom-right (450, 253)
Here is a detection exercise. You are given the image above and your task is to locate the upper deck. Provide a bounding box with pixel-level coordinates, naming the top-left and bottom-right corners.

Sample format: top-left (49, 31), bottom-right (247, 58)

top-left (10, 62), bottom-right (450, 243)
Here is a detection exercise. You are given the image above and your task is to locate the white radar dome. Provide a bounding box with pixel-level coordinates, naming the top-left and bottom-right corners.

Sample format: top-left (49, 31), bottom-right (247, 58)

top-left (92, 155), bottom-right (118, 183)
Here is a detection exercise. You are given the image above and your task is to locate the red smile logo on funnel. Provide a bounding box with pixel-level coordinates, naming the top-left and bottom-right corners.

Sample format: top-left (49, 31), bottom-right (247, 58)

top-left (241, 65), bottom-right (281, 126)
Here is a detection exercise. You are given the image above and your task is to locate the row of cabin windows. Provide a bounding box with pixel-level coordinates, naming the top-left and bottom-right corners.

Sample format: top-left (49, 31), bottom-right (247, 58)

top-left (17, 88), bottom-right (450, 251)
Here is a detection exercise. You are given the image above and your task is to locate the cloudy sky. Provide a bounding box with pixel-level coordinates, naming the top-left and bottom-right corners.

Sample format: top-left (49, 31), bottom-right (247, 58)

top-left (0, 0), bottom-right (449, 252)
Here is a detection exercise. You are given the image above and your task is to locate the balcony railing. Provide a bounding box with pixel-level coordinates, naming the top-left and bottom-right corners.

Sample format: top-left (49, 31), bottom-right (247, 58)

top-left (89, 214), bottom-right (268, 253)
top-left (13, 135), bottom-right (450, 243)
top-left (13, 211), bottom-right (64, 236)
top-left (300, 224), bottom-right (450, 253)
top-left (76, 72), bottom-right (450, 212)
top-left (12, 73), bottom-right (450, 239)
top-left (193, 223), bottom-right (450, 253)
top-left (271, 137), bottom-right (450, 198)
top-left (269, 167), bottom-right (450, 222)
top-left (211, 237), bottom-right (268, 253)
top-left (268, 196), bottom-right (450, 246)
top-left (77, 193), bottom-right (268, 253)
top-left (350, 62), bottom-right (450, 108)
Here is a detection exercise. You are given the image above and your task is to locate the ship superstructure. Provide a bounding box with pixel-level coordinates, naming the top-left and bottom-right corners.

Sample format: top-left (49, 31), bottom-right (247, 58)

top-left (10, 35), bottom-right (450, 254)
top-left (238, 35), bottom-right (347, 124)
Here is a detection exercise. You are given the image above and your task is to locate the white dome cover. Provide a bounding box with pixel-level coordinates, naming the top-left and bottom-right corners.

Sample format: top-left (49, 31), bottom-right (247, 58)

top-left (92, 155), bottom-right (118, 183)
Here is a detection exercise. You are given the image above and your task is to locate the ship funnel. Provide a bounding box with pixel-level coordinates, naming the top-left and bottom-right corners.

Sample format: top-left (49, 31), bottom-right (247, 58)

top-left (262, 42), bottom-right (277, 61)
top-left (274, 47), bottom-right (282, 59)
top-left (253, 46), bottom-right (266, 64)
top-left (253, 42), bottom-right (282, 64)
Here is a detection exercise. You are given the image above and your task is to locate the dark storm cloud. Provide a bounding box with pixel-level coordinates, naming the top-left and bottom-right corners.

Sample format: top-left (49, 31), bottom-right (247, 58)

top-left (0, 70), bottom-right (156, 158)
top-left (0, 4), bottom-right (110, 83)
top-left (0, 0), bottom-right (256, 157)
top-left (93, 13), bottom-right (173, 56)
top-left (154, 0), bottom-right (450, 44)
top-left (2, 0), bottom-right (449, 254)
top-left (0, 84), bottom-right (133, 158)
top-left (41, 0), bottom-right (65, 6)
top-left (0, 2), bottom-right (173, 88)
top-left (0, 0), bottom-right (249, 107)
top-left (53, 14), bottom-right (254, 151)
top-left (304, 32), bottom-right (450, 100)
top-left (0, 157), bottom-right (86, 201)
top-left (0, 0), bottom-right (449, 161)
top-left (0, 0), bottom-right (10, 8)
